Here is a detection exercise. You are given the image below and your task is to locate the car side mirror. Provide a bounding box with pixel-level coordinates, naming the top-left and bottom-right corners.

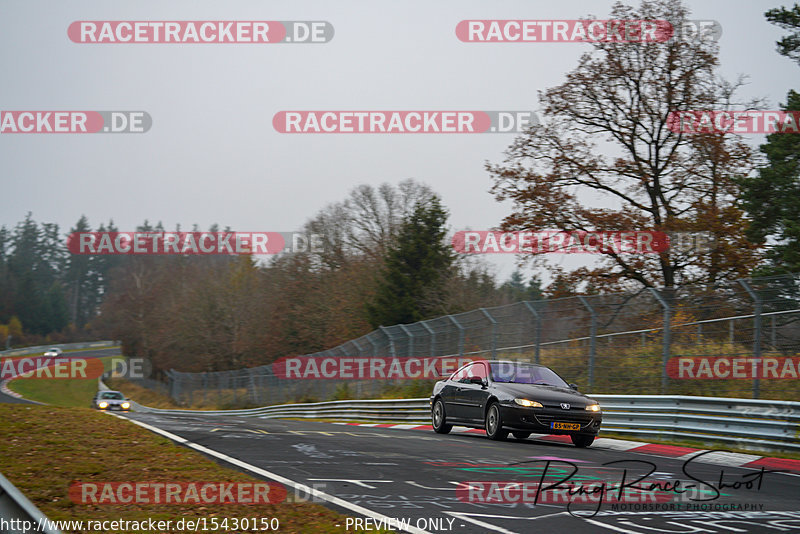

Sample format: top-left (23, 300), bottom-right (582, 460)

top-left (469, 376), bottom-right (486, 387)
top-left (569, 383), bottom-right (579, 391)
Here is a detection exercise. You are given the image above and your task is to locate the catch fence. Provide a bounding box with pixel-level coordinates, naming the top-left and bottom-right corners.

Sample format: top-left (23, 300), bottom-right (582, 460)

top-left (125, 274), bottom-right (800, 407)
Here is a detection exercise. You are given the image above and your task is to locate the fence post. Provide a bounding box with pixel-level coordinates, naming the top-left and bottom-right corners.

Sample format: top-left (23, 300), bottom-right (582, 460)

top-left (771, 315), bottom-right (777, 349)
top-left (352, 340), bottom-right (364, 397)
top-left (421, 321), bottom-right (435, 357)
top-left (480, 308), bottom-right (497, 359)
top-left (167, 369), bottom-right (179, 403)
top-left (399, 324), bottom-right (414, 357)
top-left (729, 319), bottom-right (734, 345)
top-left (448, 315), bottom-right (465, 356)
top-left (648, 288), bottom-right (672, 395)
top-left (739, 279), bottom-right (762, 399)
top-left (380, 326), bottom-right (397, 357)
top-left (523, 301), bottom-right (542, 364)
top-left (578, 297), bottom-right (597, 391)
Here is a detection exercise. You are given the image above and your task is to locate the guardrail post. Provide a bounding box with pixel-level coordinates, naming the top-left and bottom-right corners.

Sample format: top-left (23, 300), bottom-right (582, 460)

top-left (648, 288), bottom-right (672, 395)
top-left (421, 321), bottom-right (436, 357)
top-left (739, 279), bottom-right (763, 399)
top-left (447, 315), bottom-right (465, 356)
top-left (480, 308), bottom-right (497, 359)
top-left (523, 301), bottom-right (542, 364)
top-left (399, 325), bottom-right (414, 357)
top-left (578, 296), bottom-right (597, 391)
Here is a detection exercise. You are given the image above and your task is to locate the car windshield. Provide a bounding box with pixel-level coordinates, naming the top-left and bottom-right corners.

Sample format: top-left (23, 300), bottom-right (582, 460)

top-left (489, 362), bottom-right (568, 387)
top-left (101, 392), bottom-right (124, 400)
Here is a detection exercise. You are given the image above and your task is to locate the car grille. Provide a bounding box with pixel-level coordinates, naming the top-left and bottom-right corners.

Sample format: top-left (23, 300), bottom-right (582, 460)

top-left (532, 409), bottom-right (595, 427)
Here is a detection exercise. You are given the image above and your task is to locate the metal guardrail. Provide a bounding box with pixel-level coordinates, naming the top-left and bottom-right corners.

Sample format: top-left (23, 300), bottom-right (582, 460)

top-left (0, 472), bottom-right (61, 534)
top-left (126, 393), bottom-right (800, 453)
top-left (0, 340), bottom-right (118, 357)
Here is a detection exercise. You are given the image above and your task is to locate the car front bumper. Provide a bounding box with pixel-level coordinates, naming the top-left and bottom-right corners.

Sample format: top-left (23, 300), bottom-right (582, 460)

top-left (98, 404), bottom-right (129, 411)
top-left (499, 404), bottom-right (601, 435)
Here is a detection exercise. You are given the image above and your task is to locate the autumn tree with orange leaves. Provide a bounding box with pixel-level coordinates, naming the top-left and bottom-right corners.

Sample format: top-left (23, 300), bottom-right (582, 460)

top-left (489, 0), bottom-right (761, 291)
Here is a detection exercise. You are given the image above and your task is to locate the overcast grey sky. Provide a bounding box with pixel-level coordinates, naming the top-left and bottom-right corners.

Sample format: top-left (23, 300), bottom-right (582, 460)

top-left (1, 0), bottom-right (796, 282)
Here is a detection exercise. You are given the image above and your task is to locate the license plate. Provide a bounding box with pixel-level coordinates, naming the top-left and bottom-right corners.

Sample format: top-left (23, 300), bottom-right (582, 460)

top-left (551, 422), bottom-right (580, 431)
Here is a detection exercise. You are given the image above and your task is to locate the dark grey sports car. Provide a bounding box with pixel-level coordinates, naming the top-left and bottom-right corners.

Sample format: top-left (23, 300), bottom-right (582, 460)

top-left (430, 360), bottom-right (602, 447)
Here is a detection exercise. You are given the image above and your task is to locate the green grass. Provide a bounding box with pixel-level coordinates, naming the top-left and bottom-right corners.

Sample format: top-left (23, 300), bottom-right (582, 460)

top-left (7, 356), bottom-right (117, 407)
top-left (0, 405), bottom-right (390, 533)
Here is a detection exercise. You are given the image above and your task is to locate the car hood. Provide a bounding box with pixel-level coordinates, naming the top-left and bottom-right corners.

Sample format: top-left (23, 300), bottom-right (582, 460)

top-left (492, 383), bottom-right (596, 406)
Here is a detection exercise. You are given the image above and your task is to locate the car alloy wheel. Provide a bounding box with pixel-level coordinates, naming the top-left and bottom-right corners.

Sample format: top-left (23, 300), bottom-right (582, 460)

top-left (432, 399), bottom-right (452, 434)
top-left (485, 403), bottom-right (508, 440)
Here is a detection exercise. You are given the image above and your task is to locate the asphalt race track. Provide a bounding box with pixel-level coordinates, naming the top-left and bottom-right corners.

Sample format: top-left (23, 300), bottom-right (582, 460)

top-left (118, 411), bottom-right (800, 534)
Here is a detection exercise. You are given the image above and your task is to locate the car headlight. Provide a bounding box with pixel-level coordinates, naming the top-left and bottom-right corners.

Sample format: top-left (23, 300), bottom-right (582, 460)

top-left (121, 402), bottom-right (130, 409)
top-left (514, 398), bottom-right (543, 408)
top-left (585, 403), bottom-right (601, 412)
top-left (98, 401), bottom-right (108, 409)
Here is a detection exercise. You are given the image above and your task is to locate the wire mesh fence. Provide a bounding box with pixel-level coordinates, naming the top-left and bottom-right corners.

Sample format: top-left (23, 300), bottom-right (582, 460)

top-left (126, 273), bottom-right (800, 407)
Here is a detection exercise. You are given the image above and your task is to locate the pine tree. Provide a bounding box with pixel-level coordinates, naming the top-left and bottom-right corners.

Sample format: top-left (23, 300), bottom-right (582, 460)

top-left (739, 90), bottom-right (800, 275)
top-left (367, 196), bottom-right (453, 327)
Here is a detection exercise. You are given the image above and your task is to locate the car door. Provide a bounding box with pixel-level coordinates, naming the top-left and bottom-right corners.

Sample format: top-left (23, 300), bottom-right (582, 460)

top-left (440, 364), bottom-right (477, 420)
top-left (458, 362), bottom-right (490, 423)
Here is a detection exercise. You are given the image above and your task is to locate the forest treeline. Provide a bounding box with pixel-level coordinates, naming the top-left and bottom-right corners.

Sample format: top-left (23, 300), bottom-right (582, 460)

top-left (0, 180), bottom-right (543, 372)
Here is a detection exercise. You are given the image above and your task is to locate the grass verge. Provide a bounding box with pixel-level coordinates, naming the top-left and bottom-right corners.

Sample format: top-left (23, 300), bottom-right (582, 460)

top-left (0, 405), bottom-right (389, 533)
top-left (7, 356), bottom-right (118, 407)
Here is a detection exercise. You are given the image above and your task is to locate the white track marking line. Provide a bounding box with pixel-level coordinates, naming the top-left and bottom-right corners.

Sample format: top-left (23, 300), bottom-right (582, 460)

top-left (107, 413), bottom-right (431, 534)
top-left (579, 518), bottom-right (643, 533)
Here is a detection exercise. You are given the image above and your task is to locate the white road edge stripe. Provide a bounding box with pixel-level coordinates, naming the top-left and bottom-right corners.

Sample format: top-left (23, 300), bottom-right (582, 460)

top-left (107, 413), bottom-right (432, 534)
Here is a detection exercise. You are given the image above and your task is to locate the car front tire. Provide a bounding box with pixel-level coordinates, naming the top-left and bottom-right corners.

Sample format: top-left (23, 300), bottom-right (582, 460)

top-left (485, 403), bottom-right (509, 441)
top-left (512, 431), bottom-right (531, 440)
top-left (432, 399), bottom-right (452, 434)
top-left (571, 434), bottom-right (595, 448)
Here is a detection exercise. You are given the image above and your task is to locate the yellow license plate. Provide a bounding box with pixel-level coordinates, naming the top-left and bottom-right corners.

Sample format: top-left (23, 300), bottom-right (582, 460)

top-left (551, 422), bottom-right (580, 431)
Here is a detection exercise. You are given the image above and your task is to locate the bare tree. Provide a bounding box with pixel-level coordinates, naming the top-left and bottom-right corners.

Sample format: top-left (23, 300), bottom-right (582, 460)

top-left (489, 0), bottom-right (761, 290)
